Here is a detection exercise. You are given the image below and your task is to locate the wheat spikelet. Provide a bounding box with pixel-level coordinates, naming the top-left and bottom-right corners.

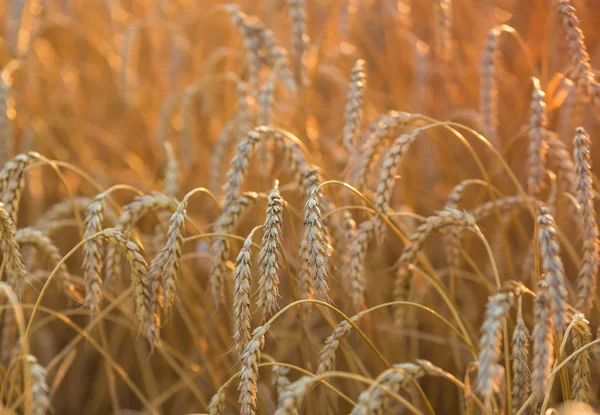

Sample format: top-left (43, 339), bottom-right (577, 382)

top-left (394, 209), bottom-right (477, 326)
top-left (151, 193), bottom-right (189, 317)
top-left (555, 0), bottom-right (594, 98)
top-left (15, 227), bottom-right (72, 295)
top-left (573, 127), bottom-right (599, 314)
top-left (257, 183), bottom-right (283, 321)
top-left (209, 192), bottom-right (259, 305)
top-left (373, 129), bottom-right (421, 239)
top-left (104, 193), bottom-right (176, 286)
top-left (226, 5), bottom-right (263, 98)
top-left (286, 0), bottom-right (307, 87)
top-left (353, 111), bottom-right (426, 191)
top-left (233, 228), bottom-right (257, 355)
top-left (82, 194), bottom-right (106, 312)
top-left (537, 207), bottom-right (567, 333)
top-left (316, 312), bottom-right (364, 375)
top-left (26, 354), bottom-right (49, 415)
top-left (274, 375), bottom-right (317, 415)
top-left (476, 289), bottom-right (514, 400)
top-left (238, 325), bottom-right (268, 415)
top-left (272, 365), bottom-right (292, 400)
top-left (434, 0), bottom-right (453, 65)
top-left (480, 28), bottom-right (500, 145)
top-left (102, 228), bottom-right (158, 344)
top-left (302, 189), bottom-right (330, 299)
top-left (344, 59), bottom-right (367, 153)
top-left (532, 280), bottom-right (554, 397)
top-left (208, 386), bottom-right (226, 415)
top-left (528, 77), bottom-right (548, 196)
top-left (0, 76), bottom-right (13, 165)
top-left (511, 296), bottom-right (531, 413)
top-left (571, 316), bottom-right (592, 403)
top-left (350, 361), bottom-right (432, 414)
top-left (347, 220), bottom-right (374, 310)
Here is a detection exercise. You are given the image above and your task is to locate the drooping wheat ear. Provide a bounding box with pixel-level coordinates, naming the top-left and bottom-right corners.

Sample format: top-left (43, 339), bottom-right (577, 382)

top-left (470, 195), bottom-right (542, 222)
top-left (554, 0), bottom-right (594, 98)
top-left (571, 316), bottom-right (592, 403)
top-left (179, 82), bottom-right (201, 168)
top-left (480, 27), bottom-right (500, 146)
top-left (210, 192), bottom-right (260, 305)
top-left (272, 365), bottom-right (292, 400)
top-left (527, 77), bottom-right (548, 197)
top-left (105, 193), bottom-right (177, 286)
top-left (238, 325), bottom-right (268, 415)
top-left (26, 354), bottom-right (49, 415)
top-left (537, 207), bottom-right (567, 333)
top-left (573, 127), bottom-right (599, 314)
top-left (394, 209), bottom-right (477, 326)
top-left (287, 0), bottom-right (307, 88)
top-left (347, 220), bottom-right (374, 310)
top-left (434, 0), bottom-right (453, 65)
top-left (476, 288), bottom-right (515, 400)
top-left (350, 361), bottom-right (432, 414)
top-left (0, 151), bottom-right (40, 223)
top-left (317, 311), bottom-right (365, 375)
top-left (373, 128), bottom-right (421, 240)
top-left (163, 141), bottom-right (180, 198)
top-left (82, 194), bottom-right (106, 312)
top-left (0, 203), bottom-right (27, 293)
top-left (208, 386), bottom-right (226, 415)
top-left (15, 227), bottom-right (72, 295)
top-left (547, 136), bottom-right (577, 203)
top-left (119, 25), bottom-right (141, 106)
top-left (532, 280), bottom-right (554, 397)
top-left (225, 5), bottom-right (263, 98)
top-left (0, 76), bottom-right (13, 165)
top-left (274, 376), bottom-right (318, 415)
top-left (102, 228), bottom-right (158, 344)
top-left (302, 189), bottom-right (330, 299)
top-left (152, 192), bottom-right (191, 318)
top-left (257, 183), bottom-right (283, 321)
top-left (444, 180), bottom-right (469, 277)
top-left (511, 296), bottom-right (531, 413)
top-left (353, 111), bottom-right (427, 191)
top-left (233, 228), bottom-right (258, 355)
top-left (156, 93), bottom-right (178, 146)
top-left (343, 59), bottom-right (367, 153)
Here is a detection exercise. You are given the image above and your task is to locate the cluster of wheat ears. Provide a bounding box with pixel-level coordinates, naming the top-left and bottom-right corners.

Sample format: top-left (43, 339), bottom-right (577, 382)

top-left (1, 0), bottom-right (600, 414)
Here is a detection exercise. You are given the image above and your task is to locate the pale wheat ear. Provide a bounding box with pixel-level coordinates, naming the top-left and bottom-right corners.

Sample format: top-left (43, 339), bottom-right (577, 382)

top-left (302, 188), bottom-right (330, 299)
top-left (344, 59), bottom-right (367, 153)
top-left (511, 295), bottom-right (531, 413)
top-left (26, 354), bottom-right (50, 415)
top-left (573, 127), bottom-right (599, 314)
top-left (434, 0), bottom-right (453, 66)
top-left (527, 77), bottom-right (548, 197)
top-left (0, 202), bottom-right (27, 294)
top-left (82, 194), bottom-right (106, 312)
top-left (480, 28), bottom-right (500, 146)
top-left (532, 279), bottom-right (553, 399)
top-left (238, 325), bottom-right (269, 415)
top-left (571, 315), bottom-right (592, 403)
top-left (257, 181), bottom-right (283, 321)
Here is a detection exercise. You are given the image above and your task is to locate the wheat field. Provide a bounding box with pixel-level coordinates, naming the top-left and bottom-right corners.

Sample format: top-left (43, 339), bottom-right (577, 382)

top-left (0, 0), bottom-right (600, 414)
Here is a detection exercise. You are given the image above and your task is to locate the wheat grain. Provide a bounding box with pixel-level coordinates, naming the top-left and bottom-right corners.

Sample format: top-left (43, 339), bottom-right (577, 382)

top-left (573, 127), bottom-right (599, 314)
top-left (257, 183), bottom-right (283, 321)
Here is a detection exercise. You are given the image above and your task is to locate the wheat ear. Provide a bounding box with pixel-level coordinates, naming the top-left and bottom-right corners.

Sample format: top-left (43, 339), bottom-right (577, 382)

top-left (82, 194), bottom-right (106, 312)
top-left (0, 203), bottom-right (27, 293)
top-left (0, 76), bottom-right (13, 165)
top-left (26, 354), bottom-right (49, 415)
top-left (238, 325), bottom-right (268, 415)
top-left (233, 228), bottom-right (259, 355)
top-left (208, 386), bottom-right (226, 415)
top-left (434, 0), bottom-right (453, 65)
top-left (532, 280), bottom-right (554, 397)
top-left (480, 28), bottom-right (500, 146)
top-left (257, 183), bottom-right (283, 321)
top-left (302, 189), bottom-right (330, 299)
top-left (344, 59), bottom-right (367, 153)
top-left (511, 296), bottom-right (531, 413)
top-left (571, 316), bottom-right (592, 403)
top-left (317, 311), bottom-right (365, 375)
top-left (347, 220), bottom-right (374, 310)
top-left (573, 127), bottom-right (599, 314)
top-left (527, 77), bottom-right (548, 196)
top-left (272, 365), bottom-right (292, 400)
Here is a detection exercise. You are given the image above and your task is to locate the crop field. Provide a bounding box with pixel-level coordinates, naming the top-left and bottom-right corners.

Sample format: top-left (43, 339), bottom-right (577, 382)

top-left (1, 0), bottom-right (600, 414)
